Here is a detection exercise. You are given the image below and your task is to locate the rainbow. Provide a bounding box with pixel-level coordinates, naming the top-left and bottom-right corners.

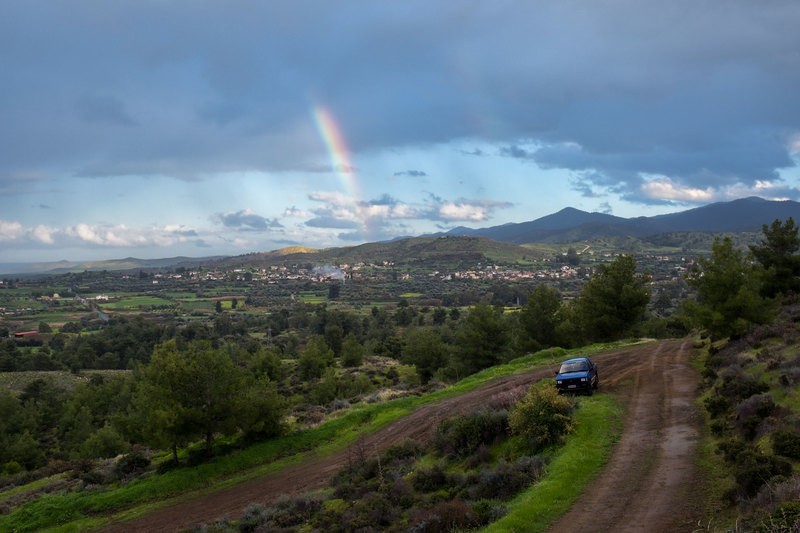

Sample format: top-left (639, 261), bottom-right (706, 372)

top-left (311, 105), bottom-right (362, 206)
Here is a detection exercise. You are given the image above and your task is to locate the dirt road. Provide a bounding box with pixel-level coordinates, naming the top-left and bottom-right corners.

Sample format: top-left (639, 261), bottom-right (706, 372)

top-left (549, 338), bottom-right (703, 532)
top-left (102, 338), bottom-right (702, 532)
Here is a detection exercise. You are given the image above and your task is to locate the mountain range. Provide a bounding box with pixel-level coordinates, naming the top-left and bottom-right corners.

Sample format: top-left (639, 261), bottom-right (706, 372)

top-left (441, 196), bottom-right (800, 244)
top-left (4, 197), bottom-right (800, 275)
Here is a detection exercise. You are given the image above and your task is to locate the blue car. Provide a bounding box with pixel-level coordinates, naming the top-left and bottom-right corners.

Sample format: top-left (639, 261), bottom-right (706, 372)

top-left (555, 357), bottom-right (599, 395)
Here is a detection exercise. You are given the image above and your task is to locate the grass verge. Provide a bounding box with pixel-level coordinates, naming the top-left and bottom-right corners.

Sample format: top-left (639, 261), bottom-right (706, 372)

top-left (482, 394), bottom-right (623, 532)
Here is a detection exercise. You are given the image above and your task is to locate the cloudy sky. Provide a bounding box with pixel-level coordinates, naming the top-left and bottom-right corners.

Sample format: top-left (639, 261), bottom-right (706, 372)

top-left (2, 1), bottom-right (800, 262)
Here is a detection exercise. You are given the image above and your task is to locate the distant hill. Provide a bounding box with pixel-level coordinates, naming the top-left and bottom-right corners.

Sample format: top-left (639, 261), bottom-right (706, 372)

top-left (442, 197), bottom-right (800, 244)
top-left (7, 197), bottom-right (800, 276)
top-left (446, 207), bottom-right (627, 243)
top-left (216, 236), bottom-right (540, 270)
top-left (0, 256), bottom-right (226, 276)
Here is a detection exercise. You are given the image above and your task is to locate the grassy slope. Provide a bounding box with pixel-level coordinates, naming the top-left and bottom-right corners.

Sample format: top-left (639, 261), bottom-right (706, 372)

top-left (0, 341), bottom-right (642, 533)
top-left (483, 395), bottom-right (623, 533)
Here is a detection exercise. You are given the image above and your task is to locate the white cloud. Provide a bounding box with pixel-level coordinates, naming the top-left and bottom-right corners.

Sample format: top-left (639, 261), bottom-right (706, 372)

top-left (789, 133), bottom-right (800, 155)
top-left (0, 220), bottom-right (24, 241)
top-left (438, 202), bottom-right (489, 221)
top-left (641, 177), bottom-right (715, 202)
top-left (719, 180), bottom-right (791, 201)
top-left (283, 206), bottom-right (311, 218)
top-left (67, 223), bottom-right (203, 247)
top-left (308, 191), bottom-right (352, 207)
top-left (642, 176), bottom-right (794, 204)
top-left (32, 225), bottom-right (57, 244)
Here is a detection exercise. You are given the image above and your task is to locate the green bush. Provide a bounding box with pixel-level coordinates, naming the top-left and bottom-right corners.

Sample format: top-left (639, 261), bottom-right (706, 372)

top-left (704, 394), bottom-right (730, 419)
top-left (433, 408), bottom-right (509, 458)
top-left (461, 456), bottom-right (546, 500)
top-left (773, 429), bottom-right (800, 459)
top-left (81, 424), bottom-right (130, 459)
top-left (408, 499), bottom-right (480, 533)
top-left (471, 499), bottom-right (508, 525)
top-left (113, 449), bottom-right (150, 480)
top-left (718, 367), bottom-right (769, 404)
top-left (732, 393), bottom-right (775, 440)
top-left (731, 452), bottom-right (792, 500)
top-left (756, 502), bottom-right (800, 533)
top-left (412, 463), bottom-right (449, 493)
top-left (2, 460), bottom-right (23, 476)
top-left (382, 438), bottom-right (424, 465)
top-left (717, 439), bottom-right (793, 501)
top-left (508, 384), bottom-right (575, 451)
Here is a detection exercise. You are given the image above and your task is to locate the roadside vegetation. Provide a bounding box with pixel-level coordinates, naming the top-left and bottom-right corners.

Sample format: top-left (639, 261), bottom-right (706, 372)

top-left (683, 219), bottom-right (800, 531)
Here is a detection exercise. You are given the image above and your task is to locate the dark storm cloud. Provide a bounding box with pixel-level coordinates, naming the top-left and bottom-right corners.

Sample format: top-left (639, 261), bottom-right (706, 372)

top-left (460, 148), bottom-right (488, 157)
top-left (2, 0), bottom-right (800, 201)
top-left (499, 145), bottom-right (534, 160)
top-left (305, 217), bottom-right (360, 229)
top-left (362, 194), bottom-right (399, 206)
top-left (215, 210), bottom-right (282, 231)
top-left (172, 228), bottom-right (199, 237)
top-left (393, 170), bottom-right (427, 177)
top-left (75, 95), bottom-right (136, 127)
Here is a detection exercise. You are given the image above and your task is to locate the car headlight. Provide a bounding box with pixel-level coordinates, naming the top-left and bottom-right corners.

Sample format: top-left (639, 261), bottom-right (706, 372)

top-left (581, 378), bottom-right (587, 382)
top-left (556, 380), bottom-right (563, 385)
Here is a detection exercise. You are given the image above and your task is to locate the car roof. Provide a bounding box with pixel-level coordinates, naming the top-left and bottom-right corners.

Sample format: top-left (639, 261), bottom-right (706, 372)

top-left (562, 357), bottom-right (589, 363)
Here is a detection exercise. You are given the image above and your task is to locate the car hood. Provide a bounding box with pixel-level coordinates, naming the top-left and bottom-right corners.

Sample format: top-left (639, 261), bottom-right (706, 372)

top-left (556, 371), bottom-right (590, 379)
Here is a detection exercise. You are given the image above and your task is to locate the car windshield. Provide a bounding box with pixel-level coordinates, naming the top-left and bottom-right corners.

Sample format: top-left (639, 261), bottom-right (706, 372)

top-left (559, 361), bottom-right (588, 373)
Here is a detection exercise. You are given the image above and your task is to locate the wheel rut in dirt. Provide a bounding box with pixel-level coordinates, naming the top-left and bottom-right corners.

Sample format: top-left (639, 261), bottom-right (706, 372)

top-left (102, 339), bottom-right (702, 532)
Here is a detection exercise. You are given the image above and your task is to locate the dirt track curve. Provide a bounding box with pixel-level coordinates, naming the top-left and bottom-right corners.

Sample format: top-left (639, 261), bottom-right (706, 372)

top-left (102, 338), bottom-right (702, 532)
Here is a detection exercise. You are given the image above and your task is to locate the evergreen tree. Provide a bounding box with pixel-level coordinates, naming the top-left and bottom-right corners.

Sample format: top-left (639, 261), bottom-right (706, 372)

top-left (402, 328), bottom-right (450, 383)
top-left (683, 237), bottom-right (775, 339)
top-left (749, 217), bottom-right (800, 297)
top-left (516, 284), bottom-right (563, 354)
top-left (298, 336), bottom-right (335, 380)
top-left (574, 255), bottom-right (650, 342)
top-left (454, 303), bottom-right (510, 376)
top-left (132, 340), bottom-right (248, 461)
top-left (340, 333), bottom-right (365, 367)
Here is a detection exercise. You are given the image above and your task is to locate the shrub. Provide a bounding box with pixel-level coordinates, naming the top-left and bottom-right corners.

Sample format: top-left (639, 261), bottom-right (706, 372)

top-left (471, 499), bottom-right (508, 525)
top-left (1, 461), bottom-right (23, 476)
top-left (81, 424), bottom-right (131, 459)
top-left (717, 440), bottom-right (793, 501)
top-left (412, 463), bottom-right (449, 493)
top-left (408, 499), bottom-right (480, 533)
top-left (733, 393), bottom-right (776, 440)
top-left (508, 384), bottom-right (575, 451)
top-left (433, 408), bottom-right (509, 458)
top-left (386, 477), bottom-right (415, 509)
top-left (267, 493), bottom-right (324, 528)
top-left (717, 367), bottom-right (769, 404)
top-left (462, 456), bottom-right (546, 500)
top-left (382, 438), bottom-right (424, 465)
top-left (464, 444), bottom-right (492, 469)
top-left (114, 448), bottom-right (151, 480)
top-left (338, 491), bottom-right (400, 531)
top-left (704, 394), bottom-right (730, 419)
top-left (756, 502), bottom-right (800, 533)
top-left (773, 429), bottom-right (800, 459)
top-left (238, 503), bottom-right (270, 533)
top-left (731, 452), bottom-right (792, 501)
